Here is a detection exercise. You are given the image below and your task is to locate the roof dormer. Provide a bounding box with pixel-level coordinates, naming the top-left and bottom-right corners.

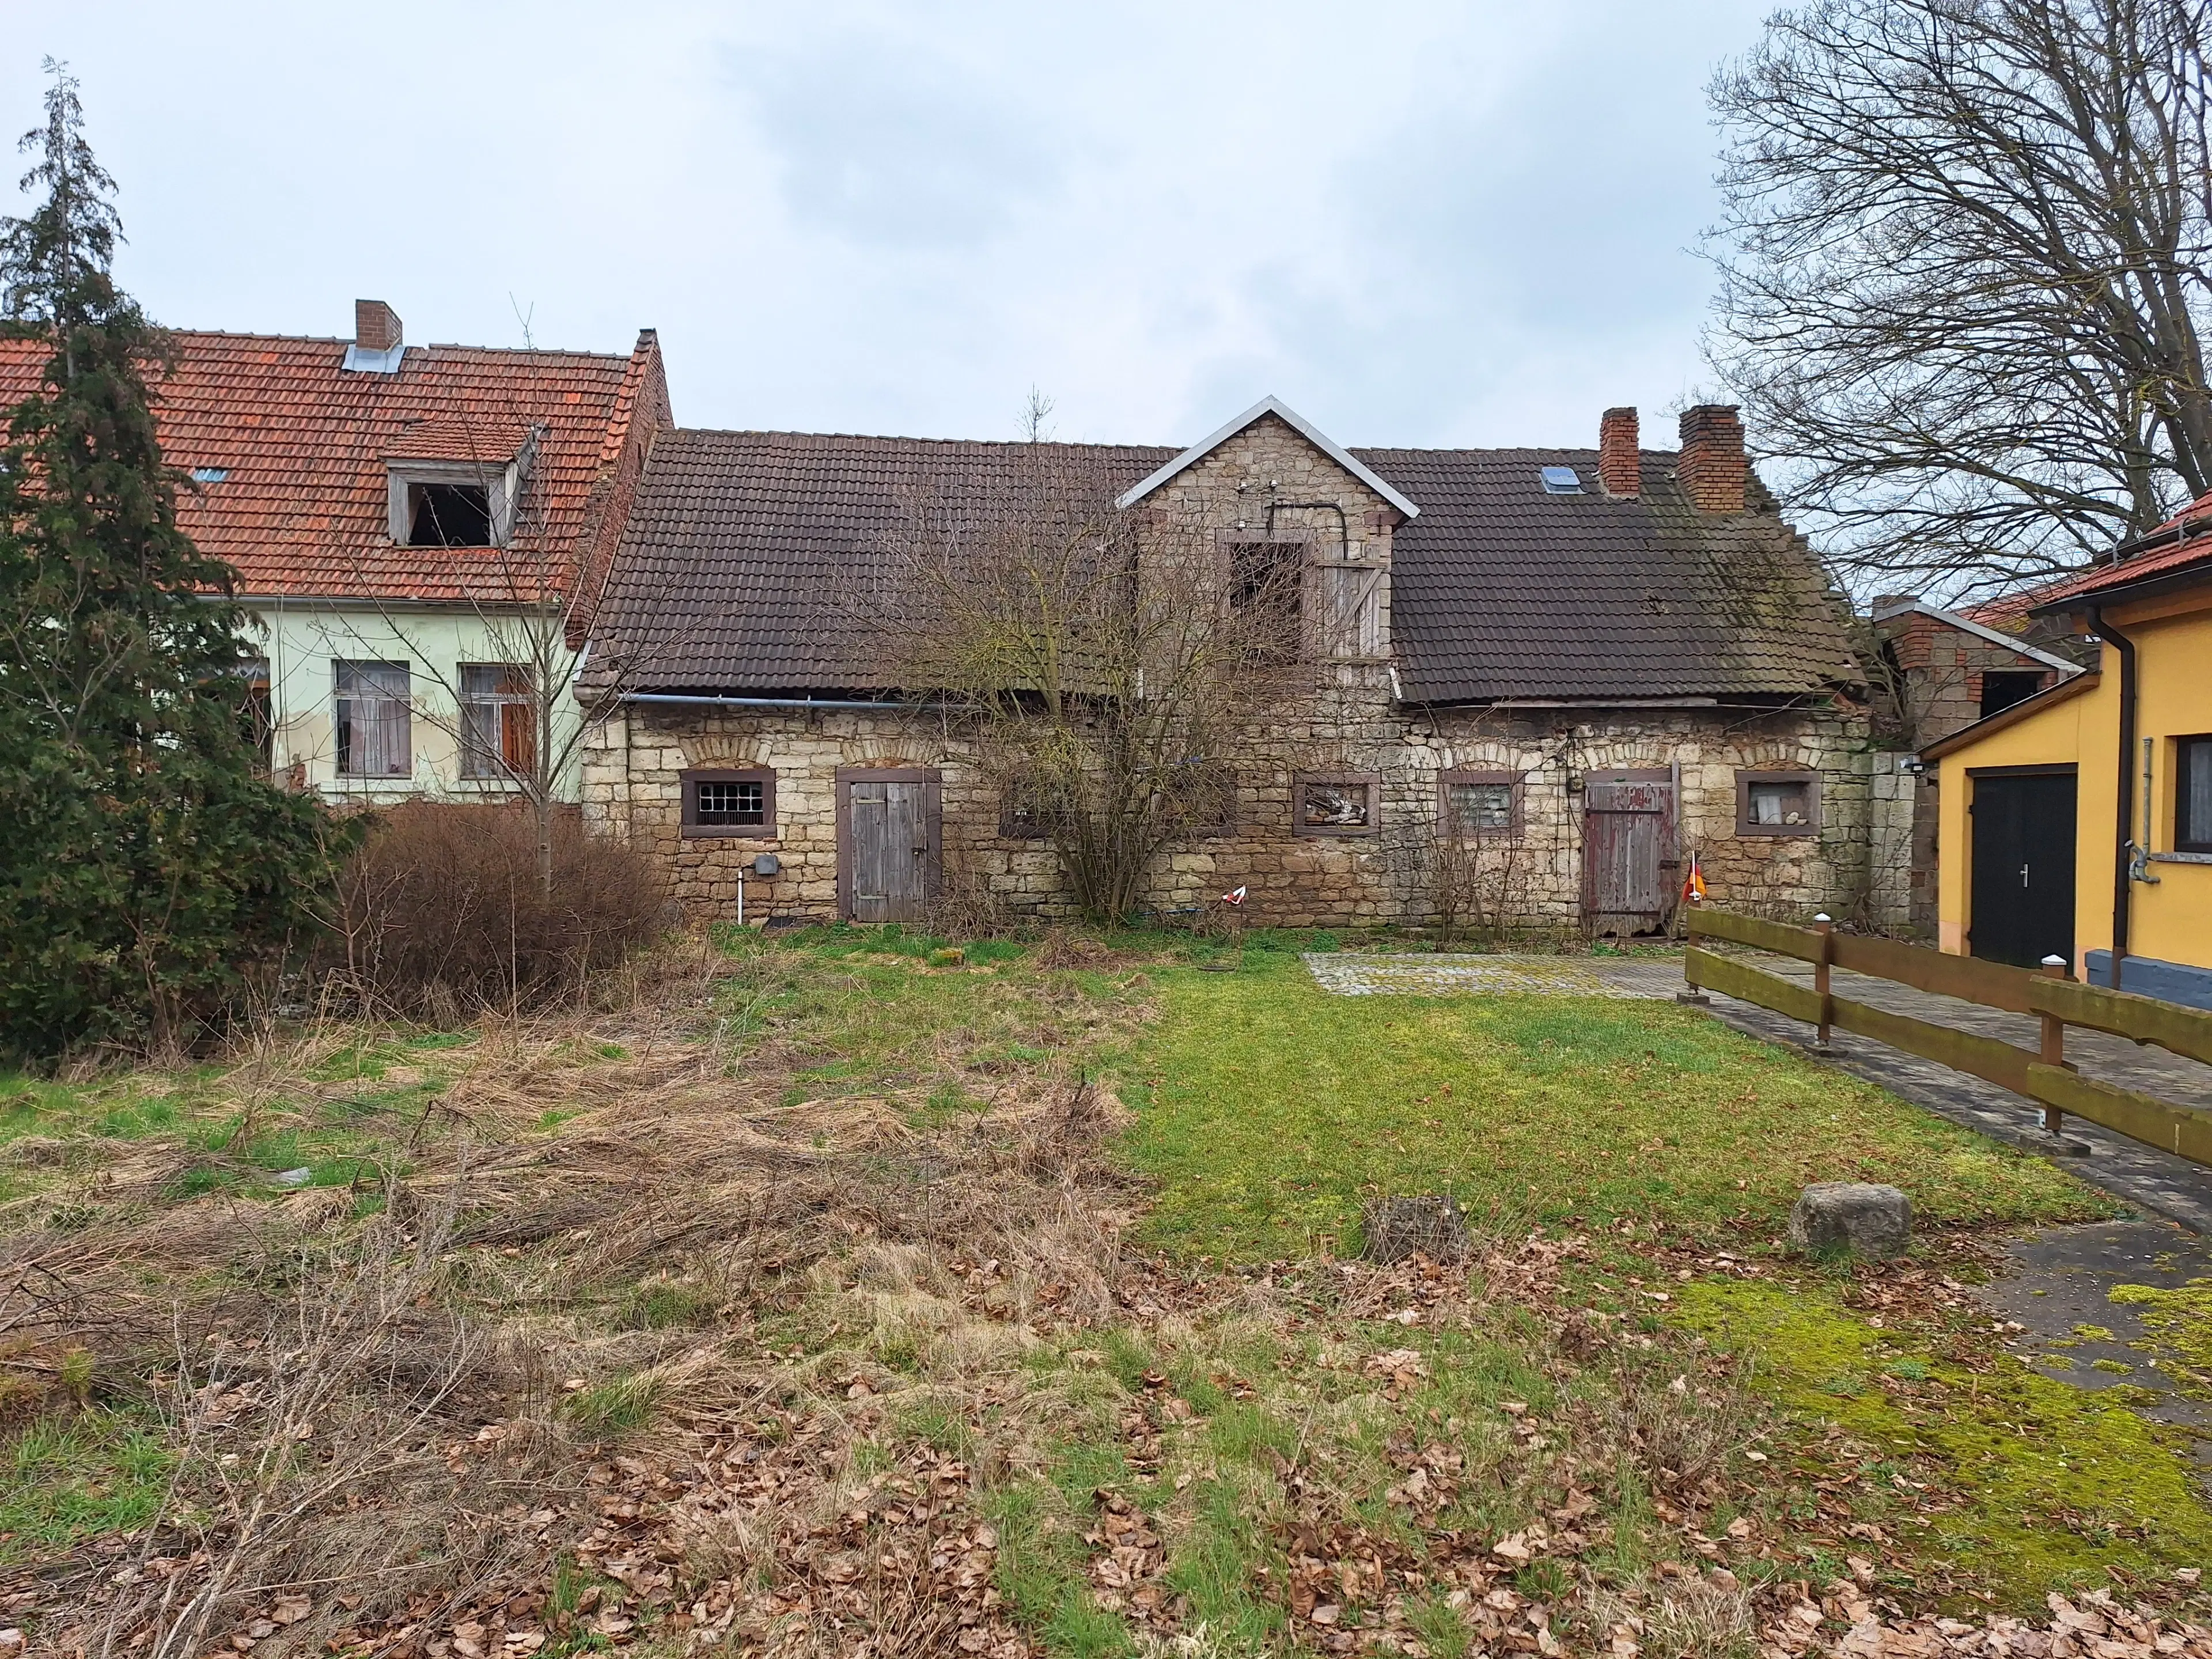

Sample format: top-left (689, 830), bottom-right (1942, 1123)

top-left (384, 422), bottom-right (538, 548)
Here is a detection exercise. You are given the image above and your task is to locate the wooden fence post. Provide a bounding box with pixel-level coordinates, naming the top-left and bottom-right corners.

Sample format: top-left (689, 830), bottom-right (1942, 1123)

top-left (2039, 954), bottom-right (2070, 1137)
top-left (1813, 913), bottom-right (1835, 1051)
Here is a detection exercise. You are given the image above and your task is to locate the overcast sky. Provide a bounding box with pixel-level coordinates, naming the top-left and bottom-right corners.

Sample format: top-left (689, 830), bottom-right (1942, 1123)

top-left (6, 1), bottom-right (1774, 450)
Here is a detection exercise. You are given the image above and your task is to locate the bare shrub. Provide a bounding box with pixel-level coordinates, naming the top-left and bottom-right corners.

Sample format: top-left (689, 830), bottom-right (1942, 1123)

top-left (324, 802), bottom-right (665, 1017)
top-left (851, 441), bottom-right (1319, 924)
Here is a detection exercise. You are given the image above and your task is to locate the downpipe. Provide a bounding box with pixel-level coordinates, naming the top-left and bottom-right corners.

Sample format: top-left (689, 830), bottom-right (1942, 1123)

top-left (2090, 607), bottom-right (2145, 990)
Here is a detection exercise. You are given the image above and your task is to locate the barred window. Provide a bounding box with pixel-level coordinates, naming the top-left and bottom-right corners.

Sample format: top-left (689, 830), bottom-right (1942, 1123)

top-left (697, 779), bottom-right (765, 826)
top-left (681, 768), bottom-right (777, 837)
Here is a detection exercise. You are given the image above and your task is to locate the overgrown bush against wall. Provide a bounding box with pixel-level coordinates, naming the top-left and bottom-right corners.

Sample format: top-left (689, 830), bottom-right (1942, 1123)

top-left (328, 804), bottom-right (665, 1020)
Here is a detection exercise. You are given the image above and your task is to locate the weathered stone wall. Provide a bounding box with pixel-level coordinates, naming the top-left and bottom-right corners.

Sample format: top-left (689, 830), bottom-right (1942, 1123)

top-left (581, 701), bottom-right (1063, 923)
top-left (581, 693), bottom-right (1882, 931)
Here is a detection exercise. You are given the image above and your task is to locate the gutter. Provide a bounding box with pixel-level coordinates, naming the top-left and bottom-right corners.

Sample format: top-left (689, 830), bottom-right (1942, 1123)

top-left (2089, 607), bottom-right (2140, 990)
top-left (616, 692), bottom-right (958, 712)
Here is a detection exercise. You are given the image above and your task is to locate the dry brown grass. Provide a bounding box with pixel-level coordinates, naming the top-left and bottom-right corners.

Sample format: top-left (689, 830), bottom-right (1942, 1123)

top-left (3, 933), bottom-right (1152, 1656)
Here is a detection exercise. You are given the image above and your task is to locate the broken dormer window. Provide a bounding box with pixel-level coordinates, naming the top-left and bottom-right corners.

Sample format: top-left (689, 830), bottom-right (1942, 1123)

top-left (407, 481), bottom-right (493, 547)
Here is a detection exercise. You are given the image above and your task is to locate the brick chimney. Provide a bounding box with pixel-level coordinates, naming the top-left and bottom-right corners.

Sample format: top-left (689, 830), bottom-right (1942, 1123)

top-left (1599, 406), bottom-right (1639, 498)
top-left (1677, 404), bottom-right (1746, 513)
top-left (355, 299), bottom-right (402, 354)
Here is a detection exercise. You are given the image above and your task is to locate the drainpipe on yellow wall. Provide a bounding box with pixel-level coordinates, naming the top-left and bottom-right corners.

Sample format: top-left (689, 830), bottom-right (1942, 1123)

top-left (2090, 605), bottom-right (2137, 990)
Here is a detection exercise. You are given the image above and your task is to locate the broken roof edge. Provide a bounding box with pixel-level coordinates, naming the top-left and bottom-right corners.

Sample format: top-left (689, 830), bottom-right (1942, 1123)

top-left (1869, 596), bottom-right (2084, 676)
top-left (1114, 395), bottom-right (1421, 520)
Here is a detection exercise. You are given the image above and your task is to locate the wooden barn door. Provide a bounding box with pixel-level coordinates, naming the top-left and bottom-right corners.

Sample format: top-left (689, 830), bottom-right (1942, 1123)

top-left (838, 767), bottom-right (941, 923)
top-left (1582, 768), bottom-right (1676, 936)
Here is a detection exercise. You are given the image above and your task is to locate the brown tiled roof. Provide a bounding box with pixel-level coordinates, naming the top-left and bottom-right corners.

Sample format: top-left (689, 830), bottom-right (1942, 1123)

top-left (592, 430), bottom-right (1862, 704)
top-left (590, 430), bottom-right (1176, 694)
top-left (0, 327), bottom-right (668, 604)
top-left (1358, 446), bottom-right (1859, 702)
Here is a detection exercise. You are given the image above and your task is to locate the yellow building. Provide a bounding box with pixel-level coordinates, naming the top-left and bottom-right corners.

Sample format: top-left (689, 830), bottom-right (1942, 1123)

top-left (1925, 502), bottom-right (2212, 1008)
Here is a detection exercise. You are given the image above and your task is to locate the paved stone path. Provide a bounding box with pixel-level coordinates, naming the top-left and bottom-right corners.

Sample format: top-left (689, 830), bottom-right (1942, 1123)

top-left (1971, 1218), bottom-right (2212, 1463)
top-left (1301, 946), bottom-right (2212, 1233)
top-left (1301, 952), bottom-right (1683, 998)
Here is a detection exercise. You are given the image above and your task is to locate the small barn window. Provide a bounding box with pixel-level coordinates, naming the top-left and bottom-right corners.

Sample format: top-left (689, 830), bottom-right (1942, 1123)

top-left (1294, 775), bottom-right (1381, 836)
top-left (1736, 770), bottom-right (1820, 836)
top-left (1979, 670), bottom-right (2046, 719)
top-left (681, 768), bottom-right (777, 838)
top-left (1001, 777), bottom-right (1055, 839)
top-left (1441, 770), bottom-right (1521, 836)
top-left (2177, 736), bottom-right (2212, 854)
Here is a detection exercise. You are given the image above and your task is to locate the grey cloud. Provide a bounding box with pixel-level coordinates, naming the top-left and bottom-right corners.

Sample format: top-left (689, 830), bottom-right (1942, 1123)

top-left (724, 32), bottom-right (1065, 250)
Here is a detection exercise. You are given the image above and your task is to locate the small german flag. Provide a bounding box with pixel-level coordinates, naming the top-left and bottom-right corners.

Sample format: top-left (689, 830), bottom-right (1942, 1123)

top-left (1681, 850), bottom-right (1707, 906)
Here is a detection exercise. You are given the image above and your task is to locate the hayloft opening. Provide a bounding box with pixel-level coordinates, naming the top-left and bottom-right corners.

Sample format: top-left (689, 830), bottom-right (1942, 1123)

top-left (406, 482), bottom-right (493, 547)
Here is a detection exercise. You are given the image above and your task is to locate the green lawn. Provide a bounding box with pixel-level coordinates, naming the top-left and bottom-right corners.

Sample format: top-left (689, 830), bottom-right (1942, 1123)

top-left (1125, 950), bottom-right (2109, 1262)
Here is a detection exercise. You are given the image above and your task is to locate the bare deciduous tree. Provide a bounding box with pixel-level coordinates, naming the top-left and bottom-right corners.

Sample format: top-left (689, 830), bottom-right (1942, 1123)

top-left (1706, 0), bottom-right (2212, 594)
top-left (857, 442), bottom-right (1316, 924)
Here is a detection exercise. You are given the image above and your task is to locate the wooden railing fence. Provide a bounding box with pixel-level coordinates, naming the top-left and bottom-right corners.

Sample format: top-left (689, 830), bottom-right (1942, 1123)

top-left (1683, 910), bottom-right (2212, 1167)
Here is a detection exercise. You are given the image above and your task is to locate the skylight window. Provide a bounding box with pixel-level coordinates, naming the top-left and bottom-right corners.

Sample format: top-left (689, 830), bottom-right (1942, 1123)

top-left (191, 466), bottom-right (229, 483)
top-left (1540, 466), bottom-right (1584, 494)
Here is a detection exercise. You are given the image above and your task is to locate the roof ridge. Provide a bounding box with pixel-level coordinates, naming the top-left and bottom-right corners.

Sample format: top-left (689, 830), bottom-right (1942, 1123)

top-left (6, 326), bottom-right (642, 365)
top-left (664, 427), bottom-right (1177, 450)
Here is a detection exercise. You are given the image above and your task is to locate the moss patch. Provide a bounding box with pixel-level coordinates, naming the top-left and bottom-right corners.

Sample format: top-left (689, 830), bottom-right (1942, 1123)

top-left (1673, 1278), bottom-right (2212, 1605)
top-left (2109, 1277), bottom-right (2212, 1400)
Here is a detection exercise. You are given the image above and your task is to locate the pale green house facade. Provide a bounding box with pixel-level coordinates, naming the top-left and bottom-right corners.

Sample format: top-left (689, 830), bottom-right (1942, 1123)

top-left (0, 300), bottom-right (671, 805)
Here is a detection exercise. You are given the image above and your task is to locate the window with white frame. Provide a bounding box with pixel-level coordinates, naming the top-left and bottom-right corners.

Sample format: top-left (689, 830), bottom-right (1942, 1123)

top-left (460, 664), bottom-right (535, 779)
top-left (334, 661), bottom-right (411, 778)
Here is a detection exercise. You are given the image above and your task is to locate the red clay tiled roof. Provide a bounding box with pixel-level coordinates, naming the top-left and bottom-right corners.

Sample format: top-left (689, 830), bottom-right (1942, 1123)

top-left (382, 418), bottom-right (539, 462)
top-left (2026, 533), bottom-right (2212, 619)
top-left (0, 326), bottom-right (669, 604)
top-left (1960, 589), bottom-right (2045, 630)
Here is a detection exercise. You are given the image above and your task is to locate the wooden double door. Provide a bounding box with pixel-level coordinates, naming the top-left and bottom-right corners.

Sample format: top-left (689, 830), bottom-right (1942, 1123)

top-left (1582, 768), bottom-right (1678, 936)
top-left (838, 767), bottom-right (941, 923)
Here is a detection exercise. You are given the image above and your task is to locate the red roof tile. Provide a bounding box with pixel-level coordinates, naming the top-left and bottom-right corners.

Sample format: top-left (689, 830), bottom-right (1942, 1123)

top-left (0, 326), bottom-right (670, 604)
top-left (2028, 526), bottom-right (2212, 609)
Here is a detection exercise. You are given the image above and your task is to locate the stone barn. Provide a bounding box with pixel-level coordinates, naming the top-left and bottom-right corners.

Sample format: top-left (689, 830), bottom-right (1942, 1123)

top-left (581, 397), bottom-right (1892, 933)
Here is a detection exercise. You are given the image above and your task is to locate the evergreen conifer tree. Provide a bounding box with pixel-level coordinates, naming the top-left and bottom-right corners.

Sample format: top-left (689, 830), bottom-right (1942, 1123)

top-left (0, 62), bottom-right (345, 1058)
